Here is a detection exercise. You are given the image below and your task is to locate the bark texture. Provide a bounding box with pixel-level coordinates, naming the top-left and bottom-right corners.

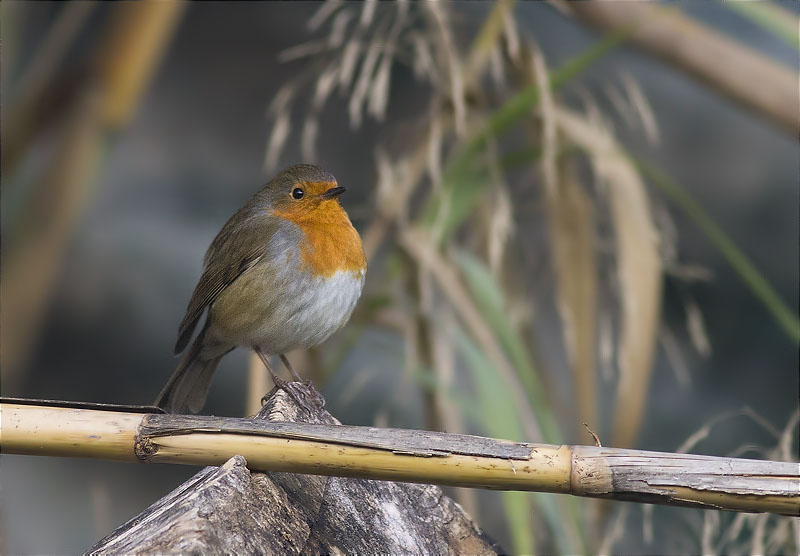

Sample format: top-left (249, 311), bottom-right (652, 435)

top-left (88, 384), bottom-right (500, 555)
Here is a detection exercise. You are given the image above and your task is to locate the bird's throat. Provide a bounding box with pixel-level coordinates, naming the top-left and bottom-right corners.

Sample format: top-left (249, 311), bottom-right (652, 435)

top-left (276, 204), bottom-right (365, 278)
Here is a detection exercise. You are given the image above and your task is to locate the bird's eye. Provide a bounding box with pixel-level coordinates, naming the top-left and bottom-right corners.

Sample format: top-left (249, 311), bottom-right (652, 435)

top-left (291, 187), bottom-right (304, 200)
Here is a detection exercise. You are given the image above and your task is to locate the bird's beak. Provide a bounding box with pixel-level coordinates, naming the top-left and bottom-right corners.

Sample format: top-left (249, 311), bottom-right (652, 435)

top-left (321, 186), bottom-right (346, 199)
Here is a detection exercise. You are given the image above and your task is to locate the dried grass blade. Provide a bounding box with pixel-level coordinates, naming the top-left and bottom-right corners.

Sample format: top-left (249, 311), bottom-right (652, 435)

top-left (557, 108), bottom-right (662, 448)
top-left (425, 2), bottom-right (466, 136)
top-left (547, 168), bottom-right (599, 433)
top-left (620, 71), bottom-right (659, 145)
top-left (398, 227), bottom-right (544, 443)
top-left (348, 34), bottom-right (382, 128)
top-left (264, 111), bottom-right (291, 172)
top-left (528, 45), bottom-right (599, 434)
top-left (278, 40), bottom-right (330, 63)
top-left (307, 0), bottom-right (343, 31)
top-left (97, 1), bottom-right (186, 127)
top-left (464, 0), bottom-right (517, 84)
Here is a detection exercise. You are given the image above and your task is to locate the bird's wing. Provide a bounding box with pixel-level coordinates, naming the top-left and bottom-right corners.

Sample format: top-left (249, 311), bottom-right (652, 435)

top-left (174, 210), bottom-right (278, 354)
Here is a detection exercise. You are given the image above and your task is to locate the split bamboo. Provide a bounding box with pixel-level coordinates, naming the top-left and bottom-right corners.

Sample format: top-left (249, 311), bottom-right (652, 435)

top-left (1, 401), bottom-right (797, 516)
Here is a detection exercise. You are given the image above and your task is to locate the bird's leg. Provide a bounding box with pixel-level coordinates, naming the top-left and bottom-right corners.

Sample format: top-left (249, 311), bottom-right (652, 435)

top-left (254, 346), bottom-right (312, 409)
top-left (279, 354), bottom-right (303, 382)
top-left (278, 352), bottom-right (323, 411)
top-left (253, 346), bottom-right (286, 388)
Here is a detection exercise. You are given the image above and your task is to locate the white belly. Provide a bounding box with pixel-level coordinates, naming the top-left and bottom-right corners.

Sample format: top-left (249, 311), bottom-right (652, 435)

top-left (209, 262), bottom-right (365, 355)
top-left (269, 267), bottom-right (365, 351)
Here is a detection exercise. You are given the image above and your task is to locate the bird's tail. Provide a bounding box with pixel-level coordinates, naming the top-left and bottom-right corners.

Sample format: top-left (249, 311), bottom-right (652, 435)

top-left (154, 325), bottom-right (224, 414)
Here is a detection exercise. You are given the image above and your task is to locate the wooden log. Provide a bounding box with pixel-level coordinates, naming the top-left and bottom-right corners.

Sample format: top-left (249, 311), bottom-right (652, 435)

top-left (86, 385), bottom-right (500, 554)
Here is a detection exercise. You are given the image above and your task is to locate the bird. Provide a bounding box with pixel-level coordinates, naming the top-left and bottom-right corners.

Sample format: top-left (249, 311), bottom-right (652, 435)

top-left (155, 164), bottom-right (366, 414)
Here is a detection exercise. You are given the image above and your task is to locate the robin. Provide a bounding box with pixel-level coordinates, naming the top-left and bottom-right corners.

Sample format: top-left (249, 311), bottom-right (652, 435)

top-left (155, 164), bottom-right (366, 414)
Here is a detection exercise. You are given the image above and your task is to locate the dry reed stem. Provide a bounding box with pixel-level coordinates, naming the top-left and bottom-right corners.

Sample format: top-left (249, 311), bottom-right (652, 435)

top-left (464, 0), bottom-right (517, 85)
top-left (2, 2), bottom-right (186, 387)
top-left (8, 2), bottom-right (96, 110)
top-left (1, 91), bottom-right (104, 386)
top-left (569, 2), bottom-right (799, 135)
top-left (3, 402), bottom-right (798, 516)
top-left (2, 3), bottom-right (96, 174)
top-left (96, 1), bottom-right (186, 127)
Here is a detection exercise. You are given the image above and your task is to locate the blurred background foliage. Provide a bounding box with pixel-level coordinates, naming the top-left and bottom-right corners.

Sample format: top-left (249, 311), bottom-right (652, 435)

top-left (1, 1), bottom-right (798, 554)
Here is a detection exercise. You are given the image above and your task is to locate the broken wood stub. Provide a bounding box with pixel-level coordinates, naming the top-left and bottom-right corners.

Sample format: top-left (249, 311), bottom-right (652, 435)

top-left (88, 383), bottom-right (501, 555)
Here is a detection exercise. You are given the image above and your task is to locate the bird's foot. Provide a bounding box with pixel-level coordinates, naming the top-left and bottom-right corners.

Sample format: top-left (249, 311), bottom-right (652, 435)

top-left (262, 379), bottom-right (324, 413)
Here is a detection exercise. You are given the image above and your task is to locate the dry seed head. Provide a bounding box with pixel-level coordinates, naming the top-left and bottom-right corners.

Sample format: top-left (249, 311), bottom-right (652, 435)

top-left (267, 82), bottom-right (296, 116)
top-left (308, 0), bottom-right (343, 32)
top-left (368, 54), bottom-right (393, 121)
top-left (501, 3), bottom-right (520, 60)
top-left (598, 506), bottom-right (630, 556)
top-left (359, 0), bottom-right (377, 29)
top-left (410, 31), bottom-right (437, 83)
top-left (313, 65), bottom-right (339, 110)
top-left (484, 139), bottom-right (512, 278)
top-left (300, 117), bottom-right (319, 162)
top-left (426, 112), bottom-right (443, 187)
top-left (659, 326), bottom-right (692, 387)
top-left (778, 410), bottom-right (799, 462)
top-left (529, 43), bottom-right (557, 197)
top-left (367, 0), bottom-right (408, 121)
top-left (349, 37), bottom-right (382, 128)
top-left (487, 183), bottom-right (513, 278)
top-left (621, 71), bottom-right (660, 145)
top-left (425, 1), bottom-right (466, 136)
top-left (338, 39), bottom-right (362, 91)
top-left (489, 46), bottom-right (505, 90)
top-left (374, 148), bottom-right (395, 210)
top-left (653, 202), bottom-right (678, 267)
top-left (701, 510), bottom-right (720, 556)
top-left (684, 297), bottom-right (712, 357)
top-left (278, 39), bottom-right (330, 63)
top-left (604, 81), bottom-right (638, 129)
top-left (270, 0), bottom-right (445, 159)
top-left (264, 111), bottom-right (290, 172)
top-left (328, 9), bottom-right (355, 47)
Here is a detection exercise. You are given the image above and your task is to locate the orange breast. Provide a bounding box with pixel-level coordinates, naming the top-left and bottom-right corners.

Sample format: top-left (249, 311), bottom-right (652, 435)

top-left (274, 200), bottom-right (366, 278)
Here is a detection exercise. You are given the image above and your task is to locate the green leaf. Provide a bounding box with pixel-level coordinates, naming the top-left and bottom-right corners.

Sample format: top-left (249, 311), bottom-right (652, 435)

top-left (633, 156), bottom-right (800, 345)
top-left (453, 250), bottom-right (563, 445)
top-left (454, 326), bottom-right (577, 555)
top-left (723, 1), bottom-right (800, 50)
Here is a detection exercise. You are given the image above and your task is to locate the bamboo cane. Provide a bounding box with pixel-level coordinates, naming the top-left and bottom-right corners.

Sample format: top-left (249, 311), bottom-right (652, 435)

top-left (1, 401), bottom-right (797, 516)
top-left (568, 2), bottom-right (799, 136)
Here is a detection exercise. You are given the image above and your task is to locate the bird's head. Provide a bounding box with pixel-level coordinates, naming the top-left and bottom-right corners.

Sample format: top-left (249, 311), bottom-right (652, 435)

top-left (261, 164), bottom-right (347, 224)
